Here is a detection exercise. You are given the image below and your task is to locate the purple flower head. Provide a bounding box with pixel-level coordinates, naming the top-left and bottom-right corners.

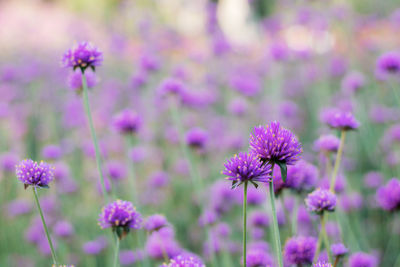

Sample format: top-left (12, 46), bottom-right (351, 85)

top-left (67, 69), bottom-right (98, 93)
top-left (6, 199), bottom-right (32, 218)
top-left (250, 121), bottom-right (302, 165)
top-left (140, 53), bottom-right (160, 72)
top-left (305, 188), bottom-right (337, 214)
top-left (41, 145), bottom-right (62, 160)
top-left (364, 172), bottom-right (383, 189)
top-left (131, 71), bottom-right (148, 90)
top-left (185, 127), bottom-right (208, 150)
top-left (120, 249), bottom-right (144, 266)
top-left (62, 42), bottom-right (103, 72)
top-left (245, 249), bottom-right (275, 267)
top-left (348, 252), bottom-right (378, 267)
top-left (0, 153), bottom-right (18, 173)
top-left (158, 78), bottom-right (186, 98)
top-left (98, 200), bottom-right (142, 239)
top-left (113, 109), bottom-right (142, 135)
top-left (375, 51), bottom-right (400, 79)
top-left (249, 210), bottom-right (270, 228)
top-left (284, 236), bottom-right (317, 265)
top-left (331, 243), bottom-right (348, 257)
top-left (16, 159), bottom-right (55, 189)
top-left (144, 214), bottom-right (168, 232)
top-left (285, 160), bottom-right (318, 193)
top-left (321, 108), bottom-right (360, 130)
top-left (146, 229), bottom-right (181, 260)
top-left (222, 152), bottom-right (272, 189)
top-left (54, 220), bottom-right (75, 238)
top-left (314, 261), bottom-right (332, 267)
top-left (341, 71), bottom-right (365, 94)
top-left (314, 135), bottom-right (340, 153)
top-left (148, 171), bottom-right (170, 188)
top-left (198, 210), bottom-right (218, 227)
top-left (376, 178), bottom-right (400, 211)
top-left (105, 161), bottom-right (127, 181)
top-left (160, 254), bottom-right (205, 267)
top-left (82, 236), bottom-right (108, 255)
top-left (230, 71), bottom-right (261, 97)
top-left (228, 98), bottom-right (248, 116)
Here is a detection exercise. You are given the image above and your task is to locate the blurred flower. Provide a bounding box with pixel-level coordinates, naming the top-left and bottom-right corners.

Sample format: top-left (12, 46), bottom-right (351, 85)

top-left (98, 200), bottom-right (142, 239)
top-left (314, 261), bottom-right (332, 267)
top-left (105, 161), bottom-right (127, 181)
top-left (62, 42), bottom-right (103, 72)
top-left (6, 199), bottom-right (32, 218)
top-left (228, 98), bottom-right (248, 116)
top-left (148, 171), bottom-right (170, 188)
top-left (364, 172), bottom-right (383, 189)
top-left (0, 152), bottom-right (18, 173)
top-left (249, 210), bottom-right (269, 228)
top-left (348, 252), bottom-right (378, 267)
top-left (82, 236), bottom-right (108, 255)
top-left (120, 249), bottom-right (144, 266)
top-left (160, 253), bottom-right (205, 267)
top-left (250, 121), bottom-right (302, 165)
top-left (341, 71), bottom-right (365, 94)
top-left (185, 127), bottom-right (208, 150)
top-left (158, 78), bottom-right (186, 98)
top-left (284, 236), bottom-right (316, 265)
top-left (144, 214), bottom-right (168, 232)
top-left (16, 159), bottom-right (55, 189)
top-left (67, 70), bottom-right (98, 93)
top-left (306, 188), bottom-right (337, 214)
top-left (331, 243), bottom-right (348, 257)
top-left (375, 51), bottom-right (400, 79)
top-left (376, 178), bottom-right (400, 211)
top-left (145, 228), bottom-right (181, 260)
top-left (54, 220), bottom-right (74, 238)
top-left (198, 210), bottom-right (218, 227)
top-left (113, 109), bottom-right (142, 135)
top-left (245, 249), bottom-right (275, 267)
top-left (41, 145), bottom-right (62, 161)
top-left (222, 152), bottom-right (272, 188)
top-left (314, 135), bottom-right (340, 153)
top-left (321, 108), bottom-right (360, 130)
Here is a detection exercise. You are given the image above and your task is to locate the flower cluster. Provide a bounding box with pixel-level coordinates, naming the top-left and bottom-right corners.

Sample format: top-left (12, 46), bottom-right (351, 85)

top-left (376, 178), bottom-right (400, 211)
top-left (284, 236), bottom-right (317, 265)
top-left (250, 121), bottom-right (302, 165)
top-left (113, 109), bottom-right (143, 135)
top-left (16, 159), bottom-right (55, 189)
top-left (305, 188), bottom-right (337, 214)
top-left (160, 254), bottom-right (205, 267)
top-left (62, 42), bottom-right (103, 72)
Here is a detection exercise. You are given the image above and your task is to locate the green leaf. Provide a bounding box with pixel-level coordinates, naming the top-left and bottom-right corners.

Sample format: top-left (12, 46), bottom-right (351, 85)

top-left (250, 181), bottom-right (258, 189)
top-left (276, 161), bottom-right (287, 183)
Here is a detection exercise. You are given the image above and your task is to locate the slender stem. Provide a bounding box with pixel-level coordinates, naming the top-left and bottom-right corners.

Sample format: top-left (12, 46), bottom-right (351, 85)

top-left (81, 72), bottom-right (108, 200)
top-left (330, 130), bottom-right (346, 192)
top-left (333, 256), bottom-right (339, 267)
top-left (321, 215), bottom-right (332, 263)
top-left (113, 235), bottom-right (120, 267)
top-left (314, 224), bottom-right (323, 263)
top-left (32, 187), bottom-right (58, 265)
top-left (269, 163), bottom-right (284, 267)
top-left (243, 181), bottom-right (248, 267)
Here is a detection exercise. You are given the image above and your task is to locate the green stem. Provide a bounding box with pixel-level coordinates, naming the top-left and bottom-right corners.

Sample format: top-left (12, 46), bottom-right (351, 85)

top-left (333, 256), bottom-right (339, 267)
top-left (32, 187), bottom-right (58, 265)
top-left (330, 130), bottom-right (346, 192)
top-left (81, 72), bottom-right (108, 200)
top-left (243, 181), bottom-right (248, 267)
top-left (269, 164), bottom-right (284, 267)
top-left (320, 215), bottom-right (332, 263)
top-left (113, 235), bottom-right (120, 267)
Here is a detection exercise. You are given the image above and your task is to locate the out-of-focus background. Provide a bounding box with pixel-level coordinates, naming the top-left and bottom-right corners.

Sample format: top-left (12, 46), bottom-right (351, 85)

top-left (1, 0), bottom-right (400, 266)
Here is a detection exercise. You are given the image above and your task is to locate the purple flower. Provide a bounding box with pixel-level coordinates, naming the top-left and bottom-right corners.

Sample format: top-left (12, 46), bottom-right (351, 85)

top-left (185, 127), bottom-right (208, 149)
top-left (41, 145), bottom-right (62, 160)
top-left (145, 228), bottom-right (181, 260)
top-left (105, 161), bottom-right (127, 181)
top-left (158, 78), bottom-right (186, 98)
top-left (305, 188), bottom-right (337, 214)
top-left (284, 236), bottom-right (317, 265)
top-left (160, 253), bottom-right (205, 267)
top-left (120, 249), bottom-right (144, 266)
top-left (67, 70), bottom-right (98, 93)
top-left (139, 53), bottom-right (160, 72)
top-left (16, 159), bottom-right (55, 188)
top-left (285, 160), bottom-right (318, 193)
top-left (375, 51), bottom-right (400, 79)
top-left (144, 214), bottom-right (168, 232)
top-left (222, 152), bottom-right (272, 188)
top-left (314, 135), bottom-right (340, 152)
top-left (230, 71), bottom-right (261, 97)
top-left (364, 172), bottom-right (383, 189)
top-left (54, 220), bottom-right (75, 237)
top-left (148, 171), bottom-right (170, 188)
top-left (376, 178), bottom-right (400, 211)
top-left (62, 42), bottom-right (103, 72)
top-left (0, 153), bottom-right (18, 173)
top-left (245, 249), bottom-right (275, 267)
top-left (249, 210), bottom-right (269, 228)
top-left (98, 200), bottom-right (142, 239)
top-left (331, 243), bottom-right (348, 257)
top-left (321, 108), bottom-right (360, 130)
top-left (341, 71), bottom-right (365, 94)
top-left (198, 210), bottom-right (218, 227)
top-left (82, 236), bottom-right (108, 255)
top-left (6, 199), bottom-right (32, 217)
top-left (250, 121), bottom-right (302, 165)
top-left (314, 261), bottom-right (332, 267)
top-left (348, 252), bottom-right (378, 267)
top-left (113, 109), bottom-right (142, 134)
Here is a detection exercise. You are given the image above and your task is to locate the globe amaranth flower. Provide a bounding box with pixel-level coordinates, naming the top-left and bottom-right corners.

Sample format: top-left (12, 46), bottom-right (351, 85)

top-left (245, 249), bottom-right (275, 267)
top-left (376, 178), bottom-right (400, 211)
top-left (314, 261), bottom-right (332, 267)
top-left (113, 109), bottom-right (142, 135)
top-left (314, 134), bottom-right (340, 153)
top-left (16, 159), bottom-right (55, 189)
top-left (341, 71), bottom-right (365, 94)
top-left (160, 254), bottom-right (205, 267)
top-left (185, 127), bottom-right (208, 150)
top-left (144, 214), bottom-right (168, 232)
top-left (321, 108), bottom-right (360, 130)
top-left (250, 121), bottom-right (302, 166)
top-left (375, 51), bottom-right (400, 79)
top-left (331, 243), bottom-right (348, 257)
top-left (158, 78), bottom-right (186, 98)
top-left (348, 252), bottom-right (378, 267)
top-left (62, 42), bottom-right (103, 72)
top-left (222, 152), bottom-right (272, 189)
top-left (284, 236), bottom-right (317, 265)
top-left (98, 200), bottom-right (142, 239)
top-left (305, 188), bottom-right (337, 214)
